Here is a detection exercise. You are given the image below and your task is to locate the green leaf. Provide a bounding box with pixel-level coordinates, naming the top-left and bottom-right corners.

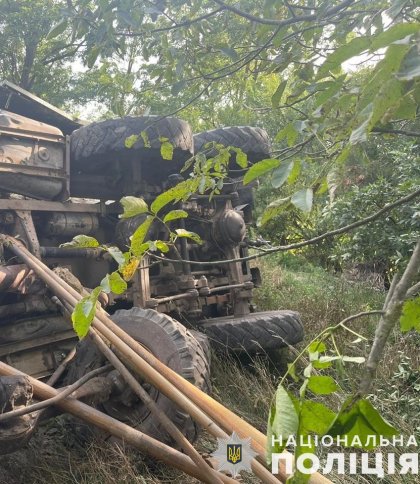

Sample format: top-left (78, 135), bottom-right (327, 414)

top-left (370, 78), bottom-right (404, 128)
top-left (231, 147), bottom-right (248, 168)
top-left (307, 376), bottom-right (339, 395)
top-left (47, 18), bottom-right (68, 39)
top-left (287, 160), bottom-right (301, 184)
top-left (243, 158), bottom-right (280, 185)
top-left (386, 0), bottom-right (410, 20)
top-left (118, 10), bottom-right (136, 27)
top-left (342, 356), bottom-right (366, 364)
top-left (359, 44), bottom-right (411, 110)
top-left (120, 196), bottom-right (148, 219)
top-left (271, 79), bottom-right (287, 107)
top-left (350, 104), bottom-right (373, 144)
top-left (300, 401), bottom-right (336, 435)
top-left (100, 275), bottom-right (111, 293)
top-left (291, 188), bottom-right (313, 213)
top-left (151, 180), bottom-right (196, 214)
top-left (271, 161), bottom-right (293, 188)
top-left (397, 47), bottom-right (420, 81)
top-left (258, 197), bottom-right (291, 226)
top-left (315, 177), bottom-right (329, 195)
top-left (125, 134), bottom-right (139, 148)
top-left (275, 123), bottom-right (298, 146)
top-left (314, 80), bottom-right (344, 108)
top-left (71, 287), bottom-right (101, 339)
top-left (313, 355), bottom-right (339, 369)
top-left (393, 93), bottom-right (417, 120)
top-left (267, 385), bottom-right (299, 462)
top-left (318, 37), bottom-right (370, 78)
top-left (106, 246), bottom-right (127, 267)
top-left (130, 216), bottom-right (154, 256)
top-left (155, 240), bottom-right (169, 253)
top-left (171, 80), bottom-right (186, 96)
top-left (287, 363), bottom-right (299, 382)
top-left (370, 23), bottom-right (420, 51)
top-left (336, 145), bottom-right (351, 165)
top-left (326, 398), bottom-right (398, 449)
top-left (108, 271), bottom-right (127, 294)
top-left (141, 131), bottom-right (151, 148)
top-left (163, 210), bottom-right (188, 223)
top-left (175, 228), bottom-right (202, 244)
top-left (100, 272), bottom-right (126, 294)
top-left (312, 359), bottom-right (333, 369)
top-left (160, 138), bottom-right (174, 160)
top-left (61, 235), bottom-right (99, 249)
top-left (220, 46), bottom-right (239, 60)
top-left (308, 341), bottom-right (327, 353)
top-left (400, 297), bottom-right (420, 332)
top-left (86, 46), bottom-right (100, 68)
top-left (358, 399), bottom-right (399, 438)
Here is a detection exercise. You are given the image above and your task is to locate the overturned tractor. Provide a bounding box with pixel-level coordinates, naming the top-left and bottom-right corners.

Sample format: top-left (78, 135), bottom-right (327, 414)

top-left (0, 81), bottom-right (304, 464)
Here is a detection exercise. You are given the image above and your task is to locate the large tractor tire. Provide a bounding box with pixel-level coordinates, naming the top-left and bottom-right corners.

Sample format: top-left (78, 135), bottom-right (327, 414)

top-left (193, 126), bottom-right (271, 166)
top-left (66, 308), bottom-right (210, 445)
top-left (70, 116), bottom-right (193, 182)
top-left (199, 310), bottom-right (304, 353)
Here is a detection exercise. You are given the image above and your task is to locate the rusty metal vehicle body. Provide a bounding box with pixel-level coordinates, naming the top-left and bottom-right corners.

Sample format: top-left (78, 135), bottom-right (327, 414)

top-left (0, 81), bottom-right (303, 450)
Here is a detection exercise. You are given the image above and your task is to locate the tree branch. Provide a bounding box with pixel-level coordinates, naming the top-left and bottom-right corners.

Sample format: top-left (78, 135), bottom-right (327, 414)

top-left (117, 8), bottom-right (225, 35)
top-left (212, 0), bottom-right (355, 26)
top-left (372, 127), bottom-right (420, 138)
top-left (359, 240), bottom-right (420, 395)
top-left (406, 280), bottom-right (420, 299)
top-left (337, 310), bottom-right (385, 327)
top-left (149, 188), bottom-right (420, 266)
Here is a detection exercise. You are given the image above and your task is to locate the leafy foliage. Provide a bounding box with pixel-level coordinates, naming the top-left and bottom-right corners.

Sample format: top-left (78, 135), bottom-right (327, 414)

top-left (267, 329), bottom-right (400, 481)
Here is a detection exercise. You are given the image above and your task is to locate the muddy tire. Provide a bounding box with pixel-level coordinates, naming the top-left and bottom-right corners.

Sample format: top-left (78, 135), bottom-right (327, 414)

top-left (66, 308), bottom-right (210, 445)
top-left (193, 126), bottom-right (271, 165)
top-left (199, 310), bottom-right (304, 353)
top-left (70, 116), bottom-right (193, 180)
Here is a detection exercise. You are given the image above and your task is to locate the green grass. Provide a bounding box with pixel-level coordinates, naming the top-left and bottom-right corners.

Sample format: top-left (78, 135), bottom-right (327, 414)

top-left (1, 256), bottom-right (418, 483)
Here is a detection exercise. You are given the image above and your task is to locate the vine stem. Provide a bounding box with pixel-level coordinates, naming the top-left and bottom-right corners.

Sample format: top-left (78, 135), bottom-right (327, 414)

top-left (279, 310), bottom-right (384, 387)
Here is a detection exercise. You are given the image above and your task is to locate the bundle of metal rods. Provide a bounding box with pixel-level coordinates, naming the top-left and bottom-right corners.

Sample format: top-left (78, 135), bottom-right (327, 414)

top-left (0, 235), bottom-right (330, 484)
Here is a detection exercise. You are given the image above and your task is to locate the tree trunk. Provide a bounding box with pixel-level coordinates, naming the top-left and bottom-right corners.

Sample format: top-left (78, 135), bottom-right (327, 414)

top-left (20, 41), bottom-right (37, 90)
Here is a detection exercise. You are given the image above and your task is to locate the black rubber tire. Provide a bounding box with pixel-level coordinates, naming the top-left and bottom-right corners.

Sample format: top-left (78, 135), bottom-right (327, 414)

top-left (193, 126), bottom-right (271, 164)
top-left (199, 310), bottom-right (304, 353)
top-left (70, 115), bottom-right (193, 179)
top-left (65, 308), bottom-right (210, 445)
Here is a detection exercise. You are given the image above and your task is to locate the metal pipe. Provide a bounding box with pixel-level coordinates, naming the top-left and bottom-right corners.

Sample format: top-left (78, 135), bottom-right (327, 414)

top-left (40, 247), bottom-right (109, 259)
top-left (4, 237), bottom-right (280, 484)
top-left (57, 298), bottom-right (228, 483)
top-left (4, 237), bottom-right (331, 483)
top-left (0, 361), bottom-right (226, 484)
top-left (89, 328), bottom-right (228, 484)
top-left (208, 282), bottom-right (250, 294)
top-left (151, 289), bottom-right (198, 305)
